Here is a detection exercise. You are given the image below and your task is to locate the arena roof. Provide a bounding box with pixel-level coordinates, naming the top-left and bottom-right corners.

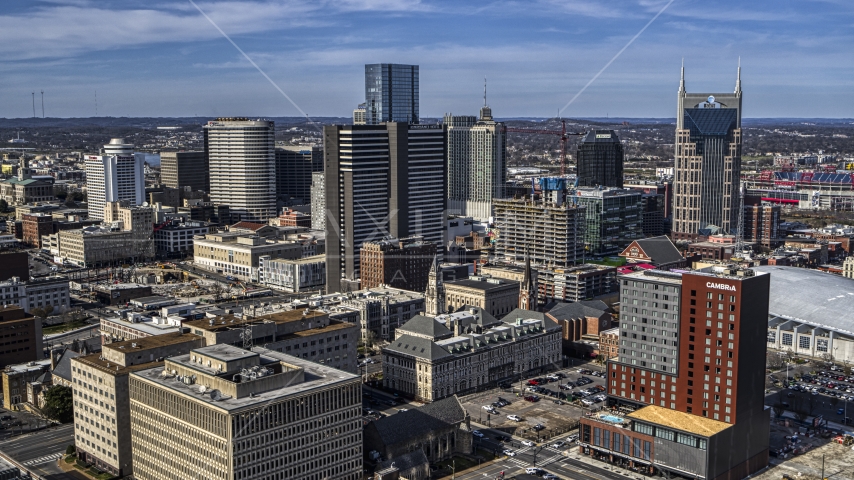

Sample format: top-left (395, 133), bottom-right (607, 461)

top-left (753, 265), bottom-right (854, 336)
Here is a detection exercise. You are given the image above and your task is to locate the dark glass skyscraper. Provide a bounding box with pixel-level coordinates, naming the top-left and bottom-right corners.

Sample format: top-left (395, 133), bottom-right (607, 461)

top-left (576, 130), bottom-right (624, 188)
top-left (365, 64), bottom-right (419, 124)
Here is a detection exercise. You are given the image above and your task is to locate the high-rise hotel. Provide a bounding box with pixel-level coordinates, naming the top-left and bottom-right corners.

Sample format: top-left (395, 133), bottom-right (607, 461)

top-left (579, 265), bottom-right (770, 480)
top-left (672, 65), bottom-right (743, 241)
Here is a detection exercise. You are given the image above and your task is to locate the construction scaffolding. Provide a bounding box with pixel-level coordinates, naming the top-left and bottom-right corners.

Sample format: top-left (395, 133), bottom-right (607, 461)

top-left (493, 196), bottom-right (586, 269)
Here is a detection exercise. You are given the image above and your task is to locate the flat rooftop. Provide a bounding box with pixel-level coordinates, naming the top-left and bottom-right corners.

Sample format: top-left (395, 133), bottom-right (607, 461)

top-left (75, 353), bottom-right (165, 377)
top-left (184, 308), bottom-right (327, 332)
top-left (628, 405), bottom-right (731, 437)
top-left (101, 316), bottom-right (180, 336)
top-left (445, 277), bottom-right (519, 291)
top-left (275, 321), bottom-right (356, 340)
top-left (130, 296), bottom-right (175, 305)
top-left (131, 346), bottom-right (358, 412)
top-left (104, 332), bottom-right (201, 352)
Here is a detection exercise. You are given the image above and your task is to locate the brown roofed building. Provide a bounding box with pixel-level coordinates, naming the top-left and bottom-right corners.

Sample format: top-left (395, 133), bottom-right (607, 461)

top-left (0, 305), bottom-right (43, 369)
top-left (71, 333), bottom-right (205, 477)
top-left (21, 213), bottom-right (54, 248)
top-left (0, 252), bottom-right (29, 282)
top-left (360, 237), bottom-right (436, 292)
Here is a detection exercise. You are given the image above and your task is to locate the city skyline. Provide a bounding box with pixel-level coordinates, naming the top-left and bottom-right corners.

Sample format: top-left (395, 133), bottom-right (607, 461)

top-left (0, 0), bottom-right (851, 119)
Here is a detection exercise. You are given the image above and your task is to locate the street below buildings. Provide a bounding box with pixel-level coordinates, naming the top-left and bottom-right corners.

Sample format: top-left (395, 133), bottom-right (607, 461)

top-left (0, 423), bottom-right (76, 480)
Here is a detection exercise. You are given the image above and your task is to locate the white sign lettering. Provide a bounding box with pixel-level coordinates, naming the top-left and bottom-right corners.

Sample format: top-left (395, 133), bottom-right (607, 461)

top-left (706, 282), bottom-right (736, 292)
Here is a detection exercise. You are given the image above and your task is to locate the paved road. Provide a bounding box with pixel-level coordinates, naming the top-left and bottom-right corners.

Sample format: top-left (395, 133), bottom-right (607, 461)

top-left (0, 423), bottom-right (76, 479)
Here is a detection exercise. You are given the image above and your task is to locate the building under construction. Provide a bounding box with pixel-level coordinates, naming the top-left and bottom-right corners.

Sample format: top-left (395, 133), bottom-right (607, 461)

top-left (493, 191), bottom-right (586, 269)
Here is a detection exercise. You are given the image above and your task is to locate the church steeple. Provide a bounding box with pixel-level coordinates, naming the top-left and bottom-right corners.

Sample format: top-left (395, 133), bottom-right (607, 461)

top-left (519, 249), bottom-right (537, 311)
top-left (425, 254), bottom-right (444, 316)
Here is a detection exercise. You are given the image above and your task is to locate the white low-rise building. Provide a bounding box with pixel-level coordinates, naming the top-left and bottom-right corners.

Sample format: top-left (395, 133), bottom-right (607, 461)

top-left (258, 254), bottom-right (325, 292)
top-left (0, 276), bottom-right (70, 313)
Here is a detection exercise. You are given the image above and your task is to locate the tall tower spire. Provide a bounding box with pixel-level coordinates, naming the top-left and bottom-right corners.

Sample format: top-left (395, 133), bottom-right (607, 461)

top-left (483, 77), bottom-right (487, 107)
top-left (519, 249), bottom-right (538, 311)
top-left (735, 57), bottom-right (742, 95)
top-left (425, 254), bottom-right (444, 316)
top-left (679, 58), bottom-right (686, 94)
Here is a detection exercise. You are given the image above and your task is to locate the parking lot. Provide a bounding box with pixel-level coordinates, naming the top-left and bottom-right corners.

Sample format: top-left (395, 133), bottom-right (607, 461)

top-left (459, 363), bottom-right (609, 443)
top-left (767, 367), bottom-right (854, 424)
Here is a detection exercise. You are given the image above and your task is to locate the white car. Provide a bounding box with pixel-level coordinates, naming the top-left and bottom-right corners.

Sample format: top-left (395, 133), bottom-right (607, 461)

top-left (503, 450), bottom-right (516, 457)
top-left (472, 430), bottom-right (484, 438)
top-left (581, 399), bottom-right (594, 406)
top-left (526, 467), bottom-right (543, 475)
top-left (482, 405), bottom-right (496, 411)
top-left (521, 440), bottom-right (535, 447)
top-left (507, 414), bottom-right (522, 422)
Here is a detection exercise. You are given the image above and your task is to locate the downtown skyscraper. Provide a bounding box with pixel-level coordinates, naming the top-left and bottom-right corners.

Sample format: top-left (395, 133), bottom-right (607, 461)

top-left (672, 65), bottom-right (743, 241)
top-left (85, 138), bottom-right (145, 220)
top-left (365, 64), bottom-right (419, 124)
top-left (576, 130), bottom-right (624, 188)
top-left (204, 118), bottom-right (277, 221)
top-left (323, 122), bottom-right (444, 292)
top-left (444, 102), bottom-right (506, 222)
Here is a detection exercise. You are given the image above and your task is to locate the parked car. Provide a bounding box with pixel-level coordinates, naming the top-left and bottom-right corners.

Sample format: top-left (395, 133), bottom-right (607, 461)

top-left (507, 415), bottom-right (522, 422)
top-left (526, 467), bottom-right (543, 475)
top-left (552, 441), bottom-right (566, 448)
top-left (521, 440), bottom-right (535, 447)
top-left (533, 424), bottom-right (545, 431)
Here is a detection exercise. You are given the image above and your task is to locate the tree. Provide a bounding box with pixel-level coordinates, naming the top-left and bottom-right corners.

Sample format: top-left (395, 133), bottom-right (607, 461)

top-left (43, 385), bottom-right (73, 423)
top-left (31, 305), bottom-right (55, 323)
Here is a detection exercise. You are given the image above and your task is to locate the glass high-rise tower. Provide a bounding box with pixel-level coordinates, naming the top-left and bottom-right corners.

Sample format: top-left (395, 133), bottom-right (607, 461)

top-left (365, 64), bottom-right (419, 124)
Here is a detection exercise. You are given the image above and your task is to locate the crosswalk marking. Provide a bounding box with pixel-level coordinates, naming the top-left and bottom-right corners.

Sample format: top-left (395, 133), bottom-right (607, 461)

top-left (23, 452), bottom-right (62, 466)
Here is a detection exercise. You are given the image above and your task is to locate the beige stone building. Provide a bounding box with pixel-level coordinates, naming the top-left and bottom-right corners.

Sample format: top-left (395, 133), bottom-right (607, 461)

top-left (844, 256), bottom-right (854, 279)
top-left (71, 333), bottom-right (204, 477)
top-left (442, 275), bottom-right (519, 318)
top-left (46, 202), bottom-right (154, 267)
top-left (129, 344), bottom-right (363, 480)
top-left (192, 232), bottom-right (302, 282)
top-left (184, 308), bottom-right (358, 373)
top-left (382, 307), bottom-right (562, 402)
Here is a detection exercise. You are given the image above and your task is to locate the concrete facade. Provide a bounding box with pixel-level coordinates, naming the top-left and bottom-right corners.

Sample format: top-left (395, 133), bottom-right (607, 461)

top-left (129, 345), bottom-right (363, 480)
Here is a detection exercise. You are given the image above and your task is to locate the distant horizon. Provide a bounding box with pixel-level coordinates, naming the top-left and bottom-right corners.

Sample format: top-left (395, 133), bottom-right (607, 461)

top-left (1, 1), bottom-right (851, 118)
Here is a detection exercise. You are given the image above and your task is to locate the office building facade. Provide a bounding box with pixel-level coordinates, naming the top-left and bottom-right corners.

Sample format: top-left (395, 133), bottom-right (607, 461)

top-left (204, 118), bottom-right (276, 221)
top-left (577, 130), bottom-right (624, 188)
top-left (85, 138), bottom-right (145, 220)
top-left (444, 106), bottom-right (506, 221)
top-left (672, 66), bottom-right (743, 240)
top-left (129, 344), bottom-right (363, 480)
top-left (72, 333), bottom-right (204, 477)
top-left (310, 172), bottom-right (325, 231)
top-left (576, 187), bottom-right (643, 256)
top-left (159, 151), bottom-right (209, 192)
top-left (323, 123), bottom-right (445, 292)
top-left (365, 64), bottom-right (419, 124)
top-left (579, 266), bottom-right (770, 479)
top-left (275, 145), bottom-right (323, 203)
top-left (359, 236), bottom-right (435, 292)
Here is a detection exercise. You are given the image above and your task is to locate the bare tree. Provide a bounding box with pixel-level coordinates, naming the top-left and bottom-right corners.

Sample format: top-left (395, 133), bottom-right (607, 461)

top-left (31, 305), bottom-right (55, 324)
top-left (209, 282), bottom-right (227, 301)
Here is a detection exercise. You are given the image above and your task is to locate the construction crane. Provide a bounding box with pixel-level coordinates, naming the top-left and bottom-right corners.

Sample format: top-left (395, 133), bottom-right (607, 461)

top-left (503, 119), bottom-right (586, 176)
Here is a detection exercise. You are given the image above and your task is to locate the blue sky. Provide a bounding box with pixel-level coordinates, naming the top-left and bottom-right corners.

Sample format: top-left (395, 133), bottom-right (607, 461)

top-left (1, 0), bottom-right (852, 119)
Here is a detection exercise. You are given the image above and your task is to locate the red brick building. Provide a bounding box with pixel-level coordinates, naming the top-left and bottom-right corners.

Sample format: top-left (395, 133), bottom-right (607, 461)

top-left (21, 213), bottom-right (54, 248)
top-left (275, 208), bottom-right (311, 228)
top-left (360, 237), bottom-right (436, 292)
top-left (579, 266), bottom-right (771, 480)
